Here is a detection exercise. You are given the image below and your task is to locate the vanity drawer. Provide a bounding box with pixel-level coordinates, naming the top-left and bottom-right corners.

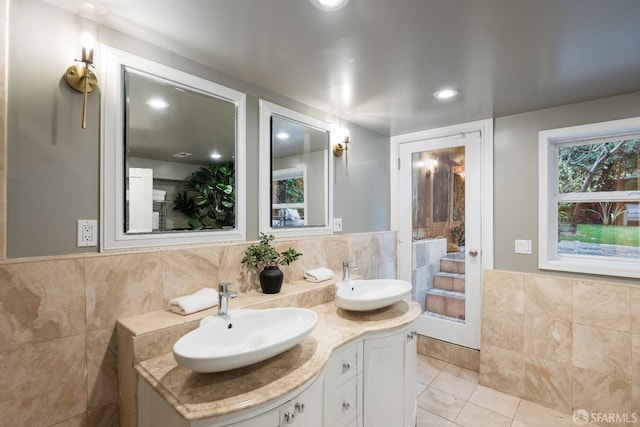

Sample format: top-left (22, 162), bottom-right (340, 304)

top-left (324, 375), bottom-right (358, 427)
top-left (325, 342), bottom-right (359, 391)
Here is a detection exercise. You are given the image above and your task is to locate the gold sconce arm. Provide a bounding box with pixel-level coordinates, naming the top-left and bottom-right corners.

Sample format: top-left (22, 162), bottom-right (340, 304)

top-left (64, 47), bottom-right (98, 129)
top-left (333, 133), bottom-right (351, 175)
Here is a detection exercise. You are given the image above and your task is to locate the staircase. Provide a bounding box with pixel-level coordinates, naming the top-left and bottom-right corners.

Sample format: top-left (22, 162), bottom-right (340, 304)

top-left (424, 253), bottom-right (466, 322)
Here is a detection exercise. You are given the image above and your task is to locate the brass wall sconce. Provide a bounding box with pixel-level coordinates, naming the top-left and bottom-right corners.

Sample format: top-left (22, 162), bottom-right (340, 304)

top-left (64, 45), bottom-right (98, 129)
top-left (333, 131), bottom-right (351, 174)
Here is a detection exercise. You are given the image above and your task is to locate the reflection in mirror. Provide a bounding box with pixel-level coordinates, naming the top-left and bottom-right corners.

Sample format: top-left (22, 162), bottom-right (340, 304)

top-left (125, 70), bottom-right (236, 232)
top-left (101, 46), bottom-right (246, 250)
top-left (259, 100), bottom-right (333, 238)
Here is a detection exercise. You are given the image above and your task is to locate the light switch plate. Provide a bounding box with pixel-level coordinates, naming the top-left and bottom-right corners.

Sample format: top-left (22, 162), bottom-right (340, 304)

top-left (515, 239), bottom-right (532, 255)
top-left (333, 218), bottom-right (343, 232)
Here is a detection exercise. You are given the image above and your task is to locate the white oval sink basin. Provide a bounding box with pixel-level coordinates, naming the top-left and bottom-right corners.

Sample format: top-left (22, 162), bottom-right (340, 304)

top-left (173, 308), bottom-right (318, 373)
top-left (335, 279), bottom-right (412, 311)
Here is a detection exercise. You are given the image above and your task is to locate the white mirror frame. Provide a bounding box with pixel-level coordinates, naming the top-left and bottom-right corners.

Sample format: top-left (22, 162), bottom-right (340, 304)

top-left (100, 45), bottom-right (246, 251)
top-left (258, 99), bottom-right (334, 238)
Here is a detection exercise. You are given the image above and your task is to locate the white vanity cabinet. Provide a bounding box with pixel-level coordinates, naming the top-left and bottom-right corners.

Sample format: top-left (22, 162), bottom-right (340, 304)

top-left (323, 340), bottom-right (363, 427)
top-left (363, 327), bottom-right (417, 427)
top-left (139, 372), bottom-right (324, 427)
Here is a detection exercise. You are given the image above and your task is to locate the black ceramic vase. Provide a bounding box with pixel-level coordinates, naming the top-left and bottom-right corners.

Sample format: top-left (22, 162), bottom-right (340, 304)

top-left (259, 266), bottom-right (284, 294)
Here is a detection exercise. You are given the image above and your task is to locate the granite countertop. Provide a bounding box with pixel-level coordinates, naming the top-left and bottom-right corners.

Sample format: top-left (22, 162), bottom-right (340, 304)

top-left (135, 299), bottom-right (421, 421)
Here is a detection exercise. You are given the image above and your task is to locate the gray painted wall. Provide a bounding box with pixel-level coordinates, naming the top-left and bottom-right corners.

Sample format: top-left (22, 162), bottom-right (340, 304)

top-left (494, 90), bottom-right (640, 278)
top-left (7, 0), bottom-right (389, 257)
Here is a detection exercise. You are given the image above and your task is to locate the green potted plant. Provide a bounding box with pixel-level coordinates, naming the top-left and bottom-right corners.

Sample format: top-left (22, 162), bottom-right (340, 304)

top-left (241, 233), bottom-right (302, 294)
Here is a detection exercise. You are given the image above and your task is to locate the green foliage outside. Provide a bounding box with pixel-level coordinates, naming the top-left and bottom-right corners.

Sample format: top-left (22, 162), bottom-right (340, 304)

top-left (273, 177), bottom-right (304, 204)
top-left (559, 224), bottom-right (639, 247)
top-left (173, 163), bottom-right (235, 230)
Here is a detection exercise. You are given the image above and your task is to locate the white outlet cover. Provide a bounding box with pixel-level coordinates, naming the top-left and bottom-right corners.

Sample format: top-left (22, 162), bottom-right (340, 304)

top-left (77, 220), bottom-right (98, 247)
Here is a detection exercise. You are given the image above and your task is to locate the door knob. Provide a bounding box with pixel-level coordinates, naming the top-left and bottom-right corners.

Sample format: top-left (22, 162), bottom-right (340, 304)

top-left (468, 249), bottom-right (479, 257)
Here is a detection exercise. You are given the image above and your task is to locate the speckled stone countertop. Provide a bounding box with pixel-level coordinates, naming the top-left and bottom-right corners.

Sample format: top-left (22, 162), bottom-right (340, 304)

top-left (135, 299), bottom-right (421, 421)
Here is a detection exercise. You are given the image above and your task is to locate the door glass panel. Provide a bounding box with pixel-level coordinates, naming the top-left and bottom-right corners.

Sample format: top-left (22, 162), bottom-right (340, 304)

top-left (411, 146), bottom-right (466, 324)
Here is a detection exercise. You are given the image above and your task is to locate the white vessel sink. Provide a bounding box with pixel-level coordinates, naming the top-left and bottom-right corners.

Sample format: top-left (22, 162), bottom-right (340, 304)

top-left (173, 308), bottom-right (318, 373)
top-left (335, 279), bottom-right (412, 311)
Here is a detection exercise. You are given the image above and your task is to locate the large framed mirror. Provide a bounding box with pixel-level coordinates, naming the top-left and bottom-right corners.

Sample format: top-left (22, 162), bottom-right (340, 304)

top-left (100, 45), bottom-right (246, 250)
top-left (259, 100), bottom-right (334, 237)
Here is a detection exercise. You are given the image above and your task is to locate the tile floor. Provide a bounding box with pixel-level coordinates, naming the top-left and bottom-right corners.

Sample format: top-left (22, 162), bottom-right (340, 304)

top-left (414, 353), bottom-right (598, 427)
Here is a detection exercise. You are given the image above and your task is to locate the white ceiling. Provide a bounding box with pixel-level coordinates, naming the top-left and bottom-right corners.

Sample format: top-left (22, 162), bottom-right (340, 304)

top-left (42, 0), bottom-right (640, 136)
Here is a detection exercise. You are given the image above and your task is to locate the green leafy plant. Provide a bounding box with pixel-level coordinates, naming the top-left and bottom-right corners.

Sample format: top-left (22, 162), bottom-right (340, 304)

top-left (173, 163), bottom-right (235, 230)
top-left (241, 233), bottom-right (302, 270)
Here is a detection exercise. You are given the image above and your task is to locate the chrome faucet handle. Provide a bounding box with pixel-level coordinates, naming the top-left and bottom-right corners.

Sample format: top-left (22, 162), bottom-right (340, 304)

top-left (218, 283), bottom-right (237, 297)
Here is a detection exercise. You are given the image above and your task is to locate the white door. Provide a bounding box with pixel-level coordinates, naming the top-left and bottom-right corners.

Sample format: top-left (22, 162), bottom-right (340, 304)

top-left (398, 132), bottom-right (483, 349)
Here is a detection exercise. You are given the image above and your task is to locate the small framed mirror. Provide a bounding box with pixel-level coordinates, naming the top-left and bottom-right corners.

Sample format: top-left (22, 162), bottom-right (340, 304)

top-left (101, 46), bottom-right (246, 250)
top-left (259, 100), bottom-right (334, 237)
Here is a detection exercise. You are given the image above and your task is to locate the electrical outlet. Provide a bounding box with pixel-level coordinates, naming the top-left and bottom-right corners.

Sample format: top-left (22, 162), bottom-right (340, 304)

top-left (77, 220), bottom-right (97, 247)
top-left (515, 239), bottom-right (532, 255)
top-left (333, 218), bottom-right (343, 232)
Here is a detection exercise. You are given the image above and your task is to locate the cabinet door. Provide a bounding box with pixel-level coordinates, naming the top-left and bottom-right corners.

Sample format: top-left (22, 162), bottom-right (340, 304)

top-left (280, 372), bottom-right (324, 427)
top-left (363, 330), bottom-right (406, 427)
top-left (404, 330), bottom-right (417, 427)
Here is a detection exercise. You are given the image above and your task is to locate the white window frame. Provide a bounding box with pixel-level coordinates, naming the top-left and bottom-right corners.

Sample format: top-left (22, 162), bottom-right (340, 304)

top-left (538, 116), bottom-right (640, 278)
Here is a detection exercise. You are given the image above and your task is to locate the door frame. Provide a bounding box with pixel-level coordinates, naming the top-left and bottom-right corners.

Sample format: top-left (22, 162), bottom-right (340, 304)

top-left (390, 119), bottom-right (494, 348)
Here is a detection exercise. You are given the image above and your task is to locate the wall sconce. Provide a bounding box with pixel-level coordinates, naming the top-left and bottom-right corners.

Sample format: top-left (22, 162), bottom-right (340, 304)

top-left (333, 129), bottom-right (351, 174)
top-left (64, 36), bottom-right (98, 129)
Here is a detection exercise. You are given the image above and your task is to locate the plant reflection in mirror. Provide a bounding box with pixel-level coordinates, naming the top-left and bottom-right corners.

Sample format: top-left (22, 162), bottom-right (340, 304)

top-left (173, 163), bottom-right (235, 229)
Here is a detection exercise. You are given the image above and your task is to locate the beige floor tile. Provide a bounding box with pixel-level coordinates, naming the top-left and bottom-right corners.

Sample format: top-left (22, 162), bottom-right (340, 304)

top-left (430, 371), bottom-right (477, 400)
top-left (443, 363), bottom-right (479, 384)
top-left (468, 384), bottom-right (520, 418)
top-left (417, 382), bottom-right (427, 396)
top-left (417, 386), bottom-right (466, 421)
top-left (455, 402), bottom-right (512, 427)
top-left (513, 400), bottom-right (571, 427)
top-left (417, 353), bottom-right (448, 385)
top-left (416, 407), bottom-right (455, 427)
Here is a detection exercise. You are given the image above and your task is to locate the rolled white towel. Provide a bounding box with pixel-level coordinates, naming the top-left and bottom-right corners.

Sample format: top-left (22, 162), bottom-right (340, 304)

top-left (304, 267), bottom-right (335, 283)
top-left (168, 288), bottom-right (219, 315)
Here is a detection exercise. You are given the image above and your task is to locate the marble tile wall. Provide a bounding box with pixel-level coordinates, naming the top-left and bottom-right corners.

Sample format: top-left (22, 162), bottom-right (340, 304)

top-left (0, 231), bottom-right (396, 427)
top-left (480, 269), bottom-right (639, 427)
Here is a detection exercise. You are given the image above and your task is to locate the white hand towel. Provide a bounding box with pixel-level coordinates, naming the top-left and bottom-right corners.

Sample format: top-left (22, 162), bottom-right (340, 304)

top-left (304, 267), bottom-right (335, 283)
top-left (168, 288), bottom-right (219, 315)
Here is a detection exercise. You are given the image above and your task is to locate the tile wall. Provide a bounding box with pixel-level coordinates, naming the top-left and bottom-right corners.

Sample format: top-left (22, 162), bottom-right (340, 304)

top-left (0, 231), bottom-right (396, 426)
top-left (480, 269), bottom-right (640, 427)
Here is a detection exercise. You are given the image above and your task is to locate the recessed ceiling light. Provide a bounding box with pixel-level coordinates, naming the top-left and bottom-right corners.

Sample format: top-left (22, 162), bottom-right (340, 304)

top-left (433, 88), bottom-right (458, 100)
top-left (276, 132), bottom-right (290, 140)
top-left (310, 0), bottom-right (350, 11)
top-left (172, 152), bottom-right (192, 158)
top-left (146, 98), bottom-right (169, 109)
top-left (210, 153), bottom-right (222, 160)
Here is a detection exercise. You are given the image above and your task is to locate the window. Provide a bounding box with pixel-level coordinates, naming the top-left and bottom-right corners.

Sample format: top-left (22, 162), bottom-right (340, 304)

top-left (271, 167), bottom-right (307, 227)
top-left (539, 117), bottom-right (640, 278)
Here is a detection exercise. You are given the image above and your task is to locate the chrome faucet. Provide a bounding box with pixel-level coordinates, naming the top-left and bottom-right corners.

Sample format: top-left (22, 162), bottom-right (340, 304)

top-left (218, 283), bottom-right (237, 316)
top-left (342, 261), bottom-right (358, 283)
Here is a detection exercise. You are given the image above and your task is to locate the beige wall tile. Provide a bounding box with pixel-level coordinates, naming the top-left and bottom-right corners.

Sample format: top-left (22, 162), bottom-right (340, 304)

top-left (483, 269), bottom-right (524, 313)
top-left (523, 356), bottom-right (571, 414)
top-left (573, 323), bottom-right (631, 379)
top-left (633, 381), bottom-right (640, 426)
top-left (572, 367), bottom-right (632, 423)
top-left (0, 259), bottom-right (85, 352)
top-left (574, 281), bottom-right (630, 332)
top-left (448, 344), bottom-right (480, 372)
top-left (322, 236), bottom-right (351, 273)
top-left (523, 274), bottom-right (573, 321)
top-left (160, 246), bottom-right (224, 302)
top-left (632, 334), bottom-right (640, 384)
top-left (481, 307), bottom-right (523, 352)
top-left (631, 288), bottom-right (640, 334)
top-left (0, 334), bottom-right (87, 426)
top-left (87, 327), bottom-right (119, 410)
top-left (85, 253), bottom-right (164, 331)
top-left (418, 335), bottom-right (450, 362)
top-left (87, 401), bottom-right (120, 427)
top-left (523, 314), bottom-right (572, 365)
top-left (51, 414), bottom-right (88, 427)
top-left (479, 344), bottom-right (523, 397)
